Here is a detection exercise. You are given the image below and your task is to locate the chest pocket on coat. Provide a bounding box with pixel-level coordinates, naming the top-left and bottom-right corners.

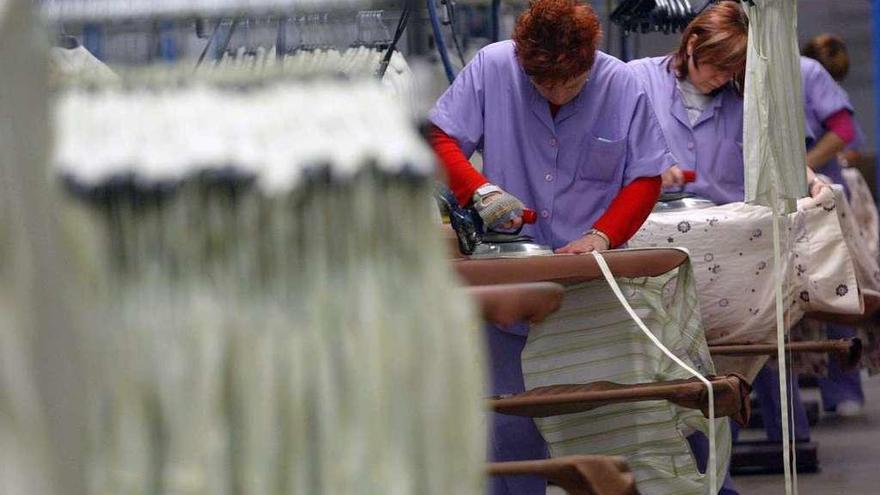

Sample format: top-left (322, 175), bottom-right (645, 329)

top-left (714, 139), bottom-right (744, 185)
top-left (578, 135), bottom-right (626, 182)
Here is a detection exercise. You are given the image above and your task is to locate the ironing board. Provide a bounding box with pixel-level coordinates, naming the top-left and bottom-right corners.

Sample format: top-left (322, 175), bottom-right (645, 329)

top-left (453, 248), bottom-right (689, 286)
top-left (467, 277), bottom-right (751, 423)
top-left (456, 248), bottom-right (730, 495)
top-left (490, 375), bottom-right (750, 427)
top-left (486, 456), bottom-right (639, 495)
top-left (468, 283), bottom-right (565, 326)
top-left (709, 339), bottom-right (862, 370)
top-left (467, 281), bottom-right (639, 495)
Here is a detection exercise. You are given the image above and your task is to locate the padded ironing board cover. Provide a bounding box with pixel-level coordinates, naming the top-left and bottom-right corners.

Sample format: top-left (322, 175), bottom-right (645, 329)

top-left (630, 187), bottom-right (861, 380)
top-left (522, 250), bottom-right (731, 495)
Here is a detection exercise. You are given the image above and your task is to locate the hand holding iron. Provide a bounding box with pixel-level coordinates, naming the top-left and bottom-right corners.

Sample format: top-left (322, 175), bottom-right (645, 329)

top-left (661, 165), bottom-right (696, 189)
top-left (473, 184), bottom-right (526, 231)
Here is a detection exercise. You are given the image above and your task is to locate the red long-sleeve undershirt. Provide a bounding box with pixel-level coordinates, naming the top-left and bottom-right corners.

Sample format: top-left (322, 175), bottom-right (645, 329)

top-left (824, 109), bottom-right (855, 144)
top-left (592, 176), bottom-right (661, 248)
top-left (428, 124), bottom-right (660, 248)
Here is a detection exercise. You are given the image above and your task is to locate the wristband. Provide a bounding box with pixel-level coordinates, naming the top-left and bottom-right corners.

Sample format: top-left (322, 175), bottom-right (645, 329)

top-left (473, 183), bottom-right (502, 203)
top-left (585, 228), bottom-right (610, 246)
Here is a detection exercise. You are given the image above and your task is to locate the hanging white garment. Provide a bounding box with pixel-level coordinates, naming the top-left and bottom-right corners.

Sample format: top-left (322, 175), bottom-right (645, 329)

top-left (742, 0), bottom-right (808, 212)
top-left (0, 0), bottom-right (82, 494)
top-left (521, 251), bottom-right (729, 495)
top-left (54, 81), bottom-right (432, 192)
top-left (742, 4), bottom-right (815, 491)
top-left (789, 183), bottom-right (880, 379)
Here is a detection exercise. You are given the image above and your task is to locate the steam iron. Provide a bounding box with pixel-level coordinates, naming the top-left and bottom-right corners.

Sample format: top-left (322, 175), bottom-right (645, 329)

top-left (653, 170), bottom-right (716, 212)
top-left (653, 194), bottom-right (716, 212)
top-left (436, 185), bottom-right (553, 259)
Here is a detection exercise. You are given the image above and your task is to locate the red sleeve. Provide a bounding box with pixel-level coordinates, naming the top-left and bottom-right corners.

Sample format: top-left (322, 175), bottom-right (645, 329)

top-left (592, 176), bottom-right (661, 248)
top-left (824, 109), bottom-right (856, 144)
top-left (429, 125), bottom-right (489, 207)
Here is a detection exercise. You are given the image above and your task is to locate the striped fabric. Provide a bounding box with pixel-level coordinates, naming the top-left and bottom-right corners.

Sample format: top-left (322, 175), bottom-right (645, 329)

top-left (522, 256), bottom-right (730, 495)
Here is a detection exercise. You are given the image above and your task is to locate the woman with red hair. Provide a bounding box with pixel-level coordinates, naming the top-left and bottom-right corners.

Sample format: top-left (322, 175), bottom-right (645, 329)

top-left (429, 1), bottom-right (673, 494)
top-left (431, 0), bottom-right (671, 253)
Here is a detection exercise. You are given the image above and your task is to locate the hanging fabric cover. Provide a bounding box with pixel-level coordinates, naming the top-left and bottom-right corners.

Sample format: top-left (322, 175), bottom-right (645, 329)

top-left (742, 0), bottom-right (808, 212)
top-left (0, 0), bottom-right (86, 494)
top-left (742, 3), bottom-right (810, 493)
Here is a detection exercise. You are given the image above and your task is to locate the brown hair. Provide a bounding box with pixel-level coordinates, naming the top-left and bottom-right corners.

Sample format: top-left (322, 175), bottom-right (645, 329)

top-left (513, 0), bottom-right (602, 85)
top-left (670, 0), bottom-right (749, 91)
top-left (803, 34), bottom-right (849, 81)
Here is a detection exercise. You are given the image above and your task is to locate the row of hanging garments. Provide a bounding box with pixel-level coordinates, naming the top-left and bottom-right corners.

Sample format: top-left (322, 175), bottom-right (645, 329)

top-left (4, 2), bottom-right (487, 495)
top-left (198, 45), bottom-right (415, 107)
top-left (56, 83), bottom-right (484, 495)
top-left (52, 77), bottom-right (484, 495)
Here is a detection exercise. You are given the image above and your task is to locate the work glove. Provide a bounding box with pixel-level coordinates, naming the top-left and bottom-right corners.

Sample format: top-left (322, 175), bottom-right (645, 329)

top-left (472, 184), bottom-right (525, 231)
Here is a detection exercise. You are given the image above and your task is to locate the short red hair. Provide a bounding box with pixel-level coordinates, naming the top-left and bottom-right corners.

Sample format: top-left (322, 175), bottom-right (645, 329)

top-left (513, 0), bottom-right (602, 85)
top-left (671, 0), bottom-right (748, 91)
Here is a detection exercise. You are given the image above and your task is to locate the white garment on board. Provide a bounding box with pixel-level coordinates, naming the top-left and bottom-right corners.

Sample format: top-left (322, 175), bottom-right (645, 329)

top-left (631, 187), bottom-right (862, 380)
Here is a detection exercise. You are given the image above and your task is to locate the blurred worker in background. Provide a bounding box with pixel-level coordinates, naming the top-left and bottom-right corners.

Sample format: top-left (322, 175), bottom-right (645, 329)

top-left (803, 32), bottom-right (867, 418)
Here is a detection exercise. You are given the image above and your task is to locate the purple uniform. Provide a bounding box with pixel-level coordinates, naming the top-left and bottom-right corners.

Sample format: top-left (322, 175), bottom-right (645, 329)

top-left (629, 56), bottom-right (849, 205)
top-left (627, 56), bottom-right (746, 205)
top-left (430, 41), bottom-right (673, 251)
top-left (801, 56), bottom-right (854, 190)
top-left (849, 122), bottom-right (867, 152)
top-left (430, 41), bottom-right (673, 495)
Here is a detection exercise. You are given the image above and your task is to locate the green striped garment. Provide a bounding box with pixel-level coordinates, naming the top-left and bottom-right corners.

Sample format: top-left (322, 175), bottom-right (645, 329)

top-left (522, 258), bottom-right (731, 495)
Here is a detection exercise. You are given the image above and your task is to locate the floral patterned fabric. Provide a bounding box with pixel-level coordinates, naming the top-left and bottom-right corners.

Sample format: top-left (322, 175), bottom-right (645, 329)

top-left (840, 168), bottom-right (880, 281)
top-left (790, 177), bottom-right (880, 377)
top-left (630, 188), bottom-right (862, 380)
